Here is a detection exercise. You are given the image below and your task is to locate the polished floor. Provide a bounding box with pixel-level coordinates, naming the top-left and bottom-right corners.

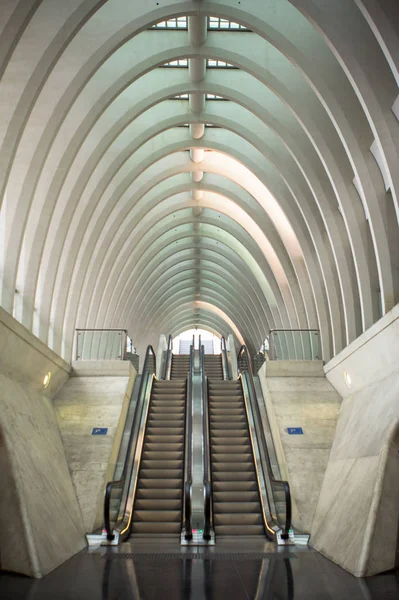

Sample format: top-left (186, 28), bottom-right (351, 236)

top-left (0, 539), bottom-right (398, 600)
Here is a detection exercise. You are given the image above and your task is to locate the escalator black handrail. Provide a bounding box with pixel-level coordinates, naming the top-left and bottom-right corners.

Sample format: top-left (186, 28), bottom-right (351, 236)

top-left (104, 345), bottom-right (156, 540)
top-left (182, 344), bottom-right (193, 539)
top-left (162, 334), bottom-right (173, 380)
top-left (237, 345), bottom-right (292, 539)
top-left (221, 336), bottom-right (231, 380)
top-left (201, 345), bottom-right (213, 540)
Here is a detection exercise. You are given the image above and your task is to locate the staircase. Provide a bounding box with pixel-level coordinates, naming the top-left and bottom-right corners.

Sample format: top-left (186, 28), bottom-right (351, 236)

top-left (204, 354), bottom-right (223, 380)
top-left (171, 354), bottom-right (190, 379)
top-left (208, 379), bottom-right (264, 535)
top-left (130, 379), bottom-right (186, 535)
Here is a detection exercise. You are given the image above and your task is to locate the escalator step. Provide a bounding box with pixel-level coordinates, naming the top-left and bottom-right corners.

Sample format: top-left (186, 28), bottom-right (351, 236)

top-left (136, 488), bottom-right (182, 500)
top-left (140, 459), bottom-right (183, 470)
top-left (137, 478), bottom-right (182, 490)
top-left (131, 522), bottom-right (181, 534)
top-left (212, 481), bottom-right (259, 491)
top-left (134, 499), bottom-right (181, 511)
top-left (214, 513), bottom-right (263, 526)
top-left (213, 502), bottom-right (261, 513)
top-left (140, 469), bottom-right (182, 479)
top-left (215, 525), bottom-right (265, 535)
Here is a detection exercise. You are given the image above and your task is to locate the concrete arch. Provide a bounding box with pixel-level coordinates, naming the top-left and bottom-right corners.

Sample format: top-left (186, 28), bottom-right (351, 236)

top-left (0, 0), bottom-right (397, 365)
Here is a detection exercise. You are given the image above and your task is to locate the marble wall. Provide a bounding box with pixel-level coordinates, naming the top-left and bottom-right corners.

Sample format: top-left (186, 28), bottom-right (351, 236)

top-left (0, 308), bottom-right (86, 578)
top-left (258, 361), bottom-right (342, 533)
top-left (311, 306), bottom-right (399, 576)
top-left (53, 361), bottom-right (136, 532)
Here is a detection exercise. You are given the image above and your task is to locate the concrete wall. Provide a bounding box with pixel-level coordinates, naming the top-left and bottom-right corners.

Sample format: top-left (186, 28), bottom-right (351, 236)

top-left (0, 307), bottom-right (86, 578)
top-left (53, 360), bottom-right (136, 533)
top-left (258, 360), bottom-right (342, 533)
top-left (311, 304), bottom-right (399, 577)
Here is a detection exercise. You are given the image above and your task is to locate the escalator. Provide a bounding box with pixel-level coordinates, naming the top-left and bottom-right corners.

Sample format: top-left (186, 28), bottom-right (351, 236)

top-left (171, 354), bottom-right (190, 379)
top-left (203, 354), bottom-right (223, 380)
top-left (203, 340), bottom-right (292, 541)
top-left (208, 379), bottom-right (265, 535)
top-left (104, 344), bottom-right (191, 542)
top-left (130, 378), bottom-right (186, 535)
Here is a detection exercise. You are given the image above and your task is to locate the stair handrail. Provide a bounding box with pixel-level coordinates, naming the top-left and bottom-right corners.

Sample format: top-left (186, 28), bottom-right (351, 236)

top-left (182, 344), bottom-right (194, 540)
top-left (162, 334), bottom-right (173, 380)
top-left (104, 345), bottom-right (156, 541)
top-left (201, 344), bottom-right (214, 540)
top-left (221, 336), bottom-right (231, 380)
top-left (237, 345), bottom-right (292, 540)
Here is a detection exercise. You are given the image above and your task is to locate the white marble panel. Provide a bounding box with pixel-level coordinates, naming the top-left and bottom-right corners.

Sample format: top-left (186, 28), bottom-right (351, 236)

top-left (311, 455), bottom-right (380, 576)
top-left (0, 307), bottom-right (70, 399)
top-left (54, 368), bottom-right (135, 532)
top-left (0, 373), bottom-right (86, 577)
top-left (325, 304), bottom-right (399, 398)
top-left (265, 360), bottom-right (324, 377)
top-left (329, 374), bottom-right (399, 461)
top-left (258, 363), bottom-right (342, 533)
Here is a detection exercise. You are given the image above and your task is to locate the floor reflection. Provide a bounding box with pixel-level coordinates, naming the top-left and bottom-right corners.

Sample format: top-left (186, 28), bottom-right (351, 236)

top-left (0, 548), bottom-right (398, 600)
top-left (101, 553), bottom-right (295, 600)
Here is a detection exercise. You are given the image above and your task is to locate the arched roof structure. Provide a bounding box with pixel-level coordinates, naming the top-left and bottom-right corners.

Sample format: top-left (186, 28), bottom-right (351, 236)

top-left (0, 0), bottom-right (398, 362)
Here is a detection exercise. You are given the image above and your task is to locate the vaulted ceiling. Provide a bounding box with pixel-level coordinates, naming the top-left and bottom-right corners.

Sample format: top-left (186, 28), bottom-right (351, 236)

top-left (0, 0), bottom-right (398, 361)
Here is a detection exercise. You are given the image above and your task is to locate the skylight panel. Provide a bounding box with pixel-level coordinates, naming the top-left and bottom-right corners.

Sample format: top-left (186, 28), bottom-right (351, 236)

top-left (207, 59), bottom-right (236, 68)
top-left (152, 17), bottom-right (187, 29)
top-left (205, 93), bottom-right (228, 101)
top-left (161, 58), bottom-right (188, 67)
top-left (208, 17), bottom-right (247, 30)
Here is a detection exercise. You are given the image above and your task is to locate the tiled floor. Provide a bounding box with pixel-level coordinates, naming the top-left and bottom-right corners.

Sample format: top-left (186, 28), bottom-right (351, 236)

top-left (0, 538), bottom-right (398, 600)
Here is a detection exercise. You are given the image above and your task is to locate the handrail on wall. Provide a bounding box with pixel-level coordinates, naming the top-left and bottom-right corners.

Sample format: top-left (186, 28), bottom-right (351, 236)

top-left (237, 345), bottom-right (292, 539)
top-left (103, 345), bottom-right (156, 542)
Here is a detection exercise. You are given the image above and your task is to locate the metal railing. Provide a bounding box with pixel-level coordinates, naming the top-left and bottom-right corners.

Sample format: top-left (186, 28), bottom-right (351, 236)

top-left (238, 345), bottom-right (292, 540)
top-left (221, 336), bottom-right (231, 380)
top-left (162, 334), bottom-right (173, 379)
top-left (201, 344), bottom-right (214, 541)
top-left (269, 329), bottom-right (320, 361)
top-left (75, 328), bottom-right (134, 361)
top-left (103, 345), bottom-right (156, 542)
top-left (181, 343), bottom-right (194, 540)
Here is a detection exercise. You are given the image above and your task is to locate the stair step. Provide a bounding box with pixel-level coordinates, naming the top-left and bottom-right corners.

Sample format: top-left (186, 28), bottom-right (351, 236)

top-left (213, 481), bottom-right (259, 492)
top-left (212, 453), bottom-right (253, 463)
top-left (140, 459), bottom-right (183, 470)
top-left (144, 442), bottom-right (184, 451)
top-left (136, 488), bottom-right (182, 500)
top-left (140, 469), bottom-right (182, 479)
top-left (134, 499), bottom-right (181, 511)
top-left (213, 502), bottom-right (261, 513)
top-left (142, 451), bottom-right (182, 460)
top-left (214, 513), bottom-right (263, 526)
top-left (212, 462), bottom-right (254, 472)
top-left (215, 525), bottom-right (265, 536)
top-left (138, 479), bottom-right (182, 489)
top-left (131, 522), bottom-right (181, 534)
top-left (213, 491), bottom-right (260, 502)
top-left (213, 471), bottom-right (257, 482)
top-left (145, 435), bottom-right (183, 445)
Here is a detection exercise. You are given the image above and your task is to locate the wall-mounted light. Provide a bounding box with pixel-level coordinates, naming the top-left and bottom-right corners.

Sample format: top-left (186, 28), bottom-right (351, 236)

top-left (344, 370), bottom-right (352, 389)
top-left (43, 372), bottom-right (51, 388)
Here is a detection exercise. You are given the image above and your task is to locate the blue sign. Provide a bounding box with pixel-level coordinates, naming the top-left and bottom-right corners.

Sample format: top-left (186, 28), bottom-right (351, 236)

top-left (92, 427), bottom-right (108, 435)
top-left (287, 427), bottom-right (303, 435)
